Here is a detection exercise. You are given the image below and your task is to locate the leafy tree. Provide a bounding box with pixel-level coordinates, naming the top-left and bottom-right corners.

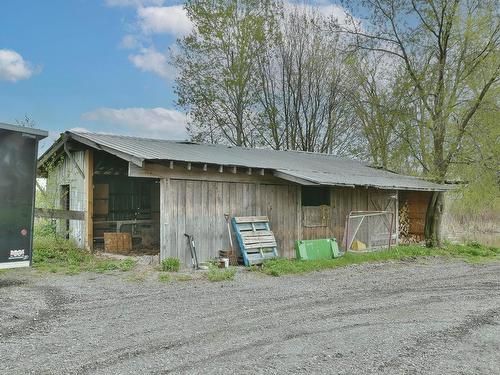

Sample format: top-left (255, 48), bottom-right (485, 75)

top-left (341, 0), bottom-right (500, 246)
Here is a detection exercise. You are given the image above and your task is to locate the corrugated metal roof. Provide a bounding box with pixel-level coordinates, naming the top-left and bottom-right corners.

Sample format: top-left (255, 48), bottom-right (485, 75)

top-left (61, 131), bottom-right (449, 191)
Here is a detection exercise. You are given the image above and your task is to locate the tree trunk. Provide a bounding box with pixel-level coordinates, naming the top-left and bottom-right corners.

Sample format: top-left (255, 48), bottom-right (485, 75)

top-left (424, 191), bottom-right (444, 248)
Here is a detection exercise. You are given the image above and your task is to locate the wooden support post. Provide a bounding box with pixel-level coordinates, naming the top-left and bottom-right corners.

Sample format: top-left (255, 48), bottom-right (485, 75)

top-left (169, 161), bottom-right (174, 169)
top-left (203, 164), bottom-right (208, 171)
top-left (296, 185), bottom-right (302, 245)
top-left (159, 178), bottom-right (170, 260)
top-left (218, 165), bottom-right (223, 173)
top-left (232, 166), bottom-right (237, 174)
top-left (259, 169), bottom-right (265, 176)
top-left (187, 162), bottom-right (192, 171)
top-left (85, 149), bottom-right (93, 251)
top-left (247, 168), bottom-right (252, 175)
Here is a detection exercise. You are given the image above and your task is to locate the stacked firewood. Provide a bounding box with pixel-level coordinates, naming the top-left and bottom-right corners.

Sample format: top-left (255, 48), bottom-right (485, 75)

top-left (399, 200), bottom-right (410, 238)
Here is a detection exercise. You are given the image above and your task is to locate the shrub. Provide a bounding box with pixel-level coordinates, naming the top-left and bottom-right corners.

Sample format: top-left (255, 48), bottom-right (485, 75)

top-left (161, 257), bottom-right (180, 272)
top-left (207, 264), bottom-right (236, 282)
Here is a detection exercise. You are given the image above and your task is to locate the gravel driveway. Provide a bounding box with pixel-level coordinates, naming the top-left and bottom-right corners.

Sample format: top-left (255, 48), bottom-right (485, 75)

top-left (1, 258), bottom-right (499, 375)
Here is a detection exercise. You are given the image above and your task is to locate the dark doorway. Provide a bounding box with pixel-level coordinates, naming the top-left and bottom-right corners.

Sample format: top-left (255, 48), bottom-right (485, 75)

top-left (60, 184), bottom-right (70, 238)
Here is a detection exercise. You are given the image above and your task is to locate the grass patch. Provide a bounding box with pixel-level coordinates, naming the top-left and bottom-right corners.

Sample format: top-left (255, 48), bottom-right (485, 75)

top-left (174, 274), bottom-right (193, 282)
top-left (261, 243), bottom-right (499, 277)
top-left (33, 235), bottom-right (136, 275)
top-left (158, 273), bottom-right (171, 282)
top-left (207, 264), bottom-right (236, 282)
top-left (161, 257), bottom-right (180, 272)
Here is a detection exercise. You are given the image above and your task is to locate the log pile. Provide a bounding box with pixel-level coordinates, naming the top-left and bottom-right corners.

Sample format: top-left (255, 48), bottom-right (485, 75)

top-left (398, 200), bottom-right (422, 244)
top-left (399, 200), bottom-right (409, 237)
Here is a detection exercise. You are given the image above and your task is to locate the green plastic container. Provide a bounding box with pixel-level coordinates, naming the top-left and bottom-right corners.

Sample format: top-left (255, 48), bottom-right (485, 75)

top-left (295, 238), bottom-right (340, 260)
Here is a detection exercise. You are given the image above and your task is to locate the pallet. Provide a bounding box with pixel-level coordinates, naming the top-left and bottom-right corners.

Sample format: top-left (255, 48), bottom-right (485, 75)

top-left (231, 216), bottom-right (279, 266)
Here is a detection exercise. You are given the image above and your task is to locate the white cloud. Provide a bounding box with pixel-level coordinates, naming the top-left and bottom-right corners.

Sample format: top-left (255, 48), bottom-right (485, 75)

top-left (0, 49), bottom-right (37, 82)
top-left (81, 107), bottom-right (187, 139)
top-left (129, 47), bottom-right (175, 79)
top-left (119, 34), bottom-right (140, 49)
top-left (138, 5), bottom-right (192, 36)
top-left (105, 0), bottom-right (164, 7)
top-left (286, 1), bottom-right (355, 28)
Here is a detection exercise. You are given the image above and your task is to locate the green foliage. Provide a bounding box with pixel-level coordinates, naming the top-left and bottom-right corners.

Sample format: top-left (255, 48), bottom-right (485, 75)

top-left (207, 264), bottom-right (236, 282)
top-left (33, 235), bottom-right (136, 275)
top-left (260, 243), bottom-right (499, 276)
top-left (161, 257), bottom-right (181, 272)
top-left (34, 221), bottom-right (57, 237)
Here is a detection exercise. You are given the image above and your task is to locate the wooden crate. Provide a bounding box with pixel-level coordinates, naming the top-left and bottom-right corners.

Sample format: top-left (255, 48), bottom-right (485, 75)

top-left (104, 232), bottom-right (132, 254)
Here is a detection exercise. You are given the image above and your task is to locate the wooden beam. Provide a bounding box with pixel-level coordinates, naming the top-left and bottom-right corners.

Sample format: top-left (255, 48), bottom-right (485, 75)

top-left (259, 169), bottom-right (265, 176)
top-left (203, 164), bottom-right (208, 171)
top-left (232, 166), bottom-right (237, 174)
top-left (247, 168), bottom-right (252, 175)
top-left (159, 178), bottom-right (170, 260)
top-left (85, 150), bottom-right (94, 251)
top-left (34, 208), bottom-right (85, 221)
top-left (187, 162), bottom-right (192, 171)
top-left (169, 161), bottom-right (174, 169)
top-left (128, 162), bottom-right (288, 185)
top-left (218, 165), bottom-right (223, 173)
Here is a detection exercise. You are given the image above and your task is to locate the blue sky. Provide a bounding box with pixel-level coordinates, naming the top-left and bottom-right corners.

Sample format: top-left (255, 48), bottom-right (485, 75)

top-left (0, 0), bottom-right (349, 152)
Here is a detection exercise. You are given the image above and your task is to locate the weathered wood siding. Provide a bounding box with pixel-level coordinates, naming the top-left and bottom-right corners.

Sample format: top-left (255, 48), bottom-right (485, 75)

top-left (302, 187), bottom-right (398, 246)
top-left (46, 151), bottom-right (87, 247)
top-left (161, 179), bottom-right (299, 265)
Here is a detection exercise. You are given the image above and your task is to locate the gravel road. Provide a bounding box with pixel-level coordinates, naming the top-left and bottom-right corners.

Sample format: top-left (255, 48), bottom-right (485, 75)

top-left (1, 258), bottom-right (499, 375)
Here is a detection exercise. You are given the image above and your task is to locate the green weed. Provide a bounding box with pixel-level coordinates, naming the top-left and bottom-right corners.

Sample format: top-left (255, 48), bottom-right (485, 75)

top-left (207, 264), bottom-right (236, 282)
top-left (161, 257), bottom-right (181, 272)
top-left (158, 273), bottom-right (171, 282)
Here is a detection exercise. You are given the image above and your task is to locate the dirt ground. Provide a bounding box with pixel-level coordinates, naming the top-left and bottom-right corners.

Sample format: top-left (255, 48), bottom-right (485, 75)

top-left (1, 258), bottom-right (499, 375)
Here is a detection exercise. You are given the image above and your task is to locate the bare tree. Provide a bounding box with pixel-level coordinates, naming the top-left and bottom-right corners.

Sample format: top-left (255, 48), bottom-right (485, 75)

top-left (257, 6), bottom-right (358, 154)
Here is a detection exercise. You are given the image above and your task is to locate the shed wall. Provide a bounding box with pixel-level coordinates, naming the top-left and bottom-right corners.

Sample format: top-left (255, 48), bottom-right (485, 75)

top-left (161, 179), bottom-right (299, 266)
top-left (47, 151), bottom-right (87, 247)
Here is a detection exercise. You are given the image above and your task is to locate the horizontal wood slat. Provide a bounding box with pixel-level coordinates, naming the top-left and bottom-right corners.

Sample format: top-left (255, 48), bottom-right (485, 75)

top-left (234, 216), bottom-right (269, 223)
top-left (34, 208), bottom-right (85, 221)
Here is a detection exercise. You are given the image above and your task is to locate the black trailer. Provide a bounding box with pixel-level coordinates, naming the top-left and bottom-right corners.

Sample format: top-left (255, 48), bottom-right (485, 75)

top-left (0, 123), bottom-right (47, 269)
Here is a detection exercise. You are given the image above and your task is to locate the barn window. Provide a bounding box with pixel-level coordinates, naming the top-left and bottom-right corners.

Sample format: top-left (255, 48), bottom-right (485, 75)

top-left (301, 186), bottom-right (330, 206)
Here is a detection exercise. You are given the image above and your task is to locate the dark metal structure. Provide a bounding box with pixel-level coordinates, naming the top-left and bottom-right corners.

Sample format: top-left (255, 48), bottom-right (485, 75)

top-left (0, 123), bottom-right (47, 269)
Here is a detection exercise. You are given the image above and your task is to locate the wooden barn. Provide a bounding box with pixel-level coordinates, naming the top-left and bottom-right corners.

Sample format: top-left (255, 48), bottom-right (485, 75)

top-left (38, 131), bottom-right (449, 265)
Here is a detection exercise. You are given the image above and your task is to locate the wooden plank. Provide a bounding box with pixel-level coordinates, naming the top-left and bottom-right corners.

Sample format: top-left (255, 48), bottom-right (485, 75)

top-left (234, 216), bottom-right (269, 223)
top-left (85, 149), bottom-right (93, 251)
top-left (244, 242), bottom-right (277, 249)
top-left (240, 230), bottom-right (273, 237)
top-left (34, 208), bottom-right (85, 221)
top-left (159, 178), bottom-right (170, 260)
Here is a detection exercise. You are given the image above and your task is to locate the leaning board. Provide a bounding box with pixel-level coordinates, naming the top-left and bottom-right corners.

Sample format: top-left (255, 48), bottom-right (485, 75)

top-left (232, 216), bottom-right (279, 266)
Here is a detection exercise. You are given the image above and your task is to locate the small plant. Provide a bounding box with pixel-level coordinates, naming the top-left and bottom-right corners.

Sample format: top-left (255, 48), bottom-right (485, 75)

top-left (118, 258), bottom-right (136, 271)
top-left (207, 264), bottom-right (236, 282)
top-left (158, 273), bottom-right (171, 282)
top-left (162, 257), bottom-right (181, 272)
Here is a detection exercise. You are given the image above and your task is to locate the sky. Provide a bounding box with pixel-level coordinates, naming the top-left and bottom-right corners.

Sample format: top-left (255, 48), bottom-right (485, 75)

top-left (0, 0), bottom-right (351, 152)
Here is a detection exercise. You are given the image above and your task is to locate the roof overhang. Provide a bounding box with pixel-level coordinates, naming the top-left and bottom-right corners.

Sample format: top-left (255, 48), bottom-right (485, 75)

top-left (0, 122), bottom-right (48, 139)
top-left (38, 131), bottom-right (144, 171)
top-left (273, 169), bottom-right (452, 191)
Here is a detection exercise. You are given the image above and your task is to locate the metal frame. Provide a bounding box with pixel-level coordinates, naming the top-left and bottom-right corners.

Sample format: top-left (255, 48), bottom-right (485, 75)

top-left (344, 210), bottom-right (396, 252)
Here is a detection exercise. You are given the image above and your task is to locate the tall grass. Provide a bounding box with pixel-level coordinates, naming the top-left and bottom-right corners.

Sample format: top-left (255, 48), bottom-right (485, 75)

top-left (33, 235), bottom-right (136, 275)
